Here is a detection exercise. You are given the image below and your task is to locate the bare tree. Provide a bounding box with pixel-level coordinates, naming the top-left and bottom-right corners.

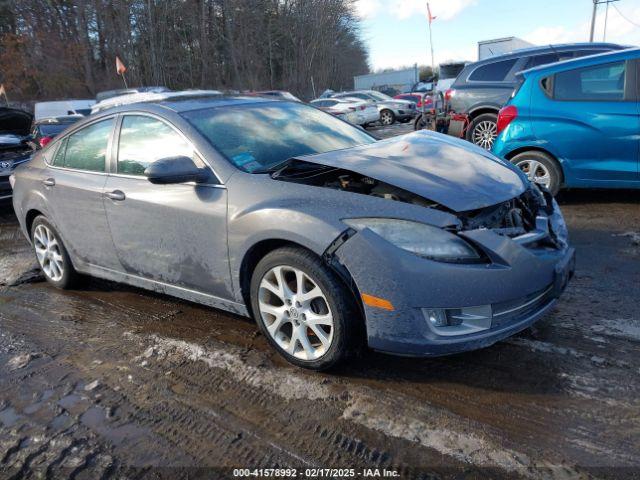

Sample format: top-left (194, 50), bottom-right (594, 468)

top-left (0, 0), bottom-right (370, 102)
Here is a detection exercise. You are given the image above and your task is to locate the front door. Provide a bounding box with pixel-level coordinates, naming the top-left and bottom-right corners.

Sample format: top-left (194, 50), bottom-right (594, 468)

top-left (45, 117), bottom-right (122, 269)
top-left (103, 114), bottom-right (233, 299)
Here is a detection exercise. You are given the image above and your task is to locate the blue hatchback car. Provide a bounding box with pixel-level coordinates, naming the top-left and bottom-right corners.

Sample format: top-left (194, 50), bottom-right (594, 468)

top-left (493, 48), bottom-right (640, 195)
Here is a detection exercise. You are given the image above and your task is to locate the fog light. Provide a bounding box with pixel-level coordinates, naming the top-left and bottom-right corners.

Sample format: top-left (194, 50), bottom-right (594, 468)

top-left (422, 305), bottom-right (492, 337)
top-left (425, 309), bottom-right (447, 327)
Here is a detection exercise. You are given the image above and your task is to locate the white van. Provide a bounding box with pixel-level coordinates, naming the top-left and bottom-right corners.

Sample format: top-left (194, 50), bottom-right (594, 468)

top-left (34, 99), bottom-right (96, 121)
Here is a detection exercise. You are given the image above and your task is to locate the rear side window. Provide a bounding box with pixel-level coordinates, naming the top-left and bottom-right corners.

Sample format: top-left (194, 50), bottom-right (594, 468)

top-left (468, 59), bottom-right (517, 82)
top-left (51, 138), bottom-right (67, 166)
top-left (117, 115), bottom-right (193, 176)
top-left (525, 53), bottom-right (559, 69)
top-left (554, 61), bottom-right (626, 101)
top-left (60, 119), bottom-right (114, 172)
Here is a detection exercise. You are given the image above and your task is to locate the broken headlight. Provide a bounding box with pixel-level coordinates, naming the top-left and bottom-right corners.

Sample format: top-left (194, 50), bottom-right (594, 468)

top-left (343, 218), bottom-right (480, 262)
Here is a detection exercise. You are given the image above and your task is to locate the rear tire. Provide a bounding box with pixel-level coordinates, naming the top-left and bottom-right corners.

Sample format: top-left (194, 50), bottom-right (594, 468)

top-left (466, 112), bottom-right (498, 150)
top-left (250, 247), bottom-right (360, 370)
top-left (511, 150), bottom-right (563, 196)
top-left (30, 215), bottom-right (78, 289)
top-left (379, 109), bottom-right (395, 126)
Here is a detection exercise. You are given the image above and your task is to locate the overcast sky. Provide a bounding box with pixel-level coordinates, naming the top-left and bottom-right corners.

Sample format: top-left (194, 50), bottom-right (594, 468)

top-left (355, 0), bottom-right (640, 70)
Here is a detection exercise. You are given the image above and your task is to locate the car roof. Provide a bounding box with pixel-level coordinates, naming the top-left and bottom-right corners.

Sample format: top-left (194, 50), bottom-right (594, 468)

top-left (91, 90), bottom-right (280, 114)
top-left (468, 42), bottom-right (625, 67)
top-left (520, 47), bottom-right (640, 77)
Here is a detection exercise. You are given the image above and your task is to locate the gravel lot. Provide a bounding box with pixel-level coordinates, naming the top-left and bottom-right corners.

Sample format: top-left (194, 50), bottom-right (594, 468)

top-left (1, 122), bottom-right (639, 478)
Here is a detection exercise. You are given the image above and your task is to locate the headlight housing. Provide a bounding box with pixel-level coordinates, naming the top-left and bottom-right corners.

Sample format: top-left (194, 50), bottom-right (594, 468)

top-left (343, 218), bottom-right (480, 262)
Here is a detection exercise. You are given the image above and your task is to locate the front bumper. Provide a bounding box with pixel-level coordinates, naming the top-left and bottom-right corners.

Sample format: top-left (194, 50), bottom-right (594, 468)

top-left (335, 222), bottom-right (575, 357)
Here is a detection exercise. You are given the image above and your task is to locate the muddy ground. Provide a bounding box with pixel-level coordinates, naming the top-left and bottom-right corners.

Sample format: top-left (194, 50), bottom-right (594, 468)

top-left (1, 122), bottom-right (639, 479)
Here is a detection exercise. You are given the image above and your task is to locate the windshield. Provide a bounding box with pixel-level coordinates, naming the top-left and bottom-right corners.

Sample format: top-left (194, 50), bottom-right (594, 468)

top-left (183, 101), bottom-right (375, 173)
top-left (368, 91), bottom-right (393, 101)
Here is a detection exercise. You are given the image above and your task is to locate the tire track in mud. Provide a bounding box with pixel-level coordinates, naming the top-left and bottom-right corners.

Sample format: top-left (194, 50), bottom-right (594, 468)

top-left (129, 332), bottom-right (591, 479)
top-left (2, 278), bottom-right (639, 477)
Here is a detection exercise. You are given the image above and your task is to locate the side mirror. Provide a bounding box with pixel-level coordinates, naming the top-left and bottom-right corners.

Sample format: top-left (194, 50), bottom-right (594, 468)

top-left (144, 156), bottom-right (208, 184)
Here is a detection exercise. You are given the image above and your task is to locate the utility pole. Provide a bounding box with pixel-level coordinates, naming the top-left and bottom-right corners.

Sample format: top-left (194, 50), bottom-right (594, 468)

top-left (590, 0), bottom-right (620, 42)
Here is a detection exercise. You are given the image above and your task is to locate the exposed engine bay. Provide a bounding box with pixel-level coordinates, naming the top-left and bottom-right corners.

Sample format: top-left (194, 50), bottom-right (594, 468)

top-left (273, 161), bottom-right (438, 209)
top-left (273, 160), bottom-right (561, 248)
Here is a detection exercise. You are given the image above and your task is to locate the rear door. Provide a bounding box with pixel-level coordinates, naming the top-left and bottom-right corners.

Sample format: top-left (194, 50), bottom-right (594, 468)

top-left (45, 117), bottom-right (122, 269)
top-left (103, 113), bottom-right (233, 299)
top-left (539, 59), bottom-right (639, 183)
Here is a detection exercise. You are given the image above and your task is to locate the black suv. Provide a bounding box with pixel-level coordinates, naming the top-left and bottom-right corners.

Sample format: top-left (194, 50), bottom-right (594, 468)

top-left (447, 42), bottom-right (626, 149)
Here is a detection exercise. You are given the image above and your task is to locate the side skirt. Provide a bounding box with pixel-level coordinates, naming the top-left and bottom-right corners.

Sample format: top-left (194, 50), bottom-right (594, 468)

top-left (79, 263), bottom-right (250, 317)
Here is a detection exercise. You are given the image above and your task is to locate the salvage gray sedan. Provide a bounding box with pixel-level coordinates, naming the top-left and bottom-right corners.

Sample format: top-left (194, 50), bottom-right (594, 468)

top-left (11, 94), bottom-right (575, 370)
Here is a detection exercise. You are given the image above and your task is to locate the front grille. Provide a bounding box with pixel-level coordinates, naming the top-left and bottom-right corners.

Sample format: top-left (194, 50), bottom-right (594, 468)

top-left (0, 176), bottom-right (12, 198)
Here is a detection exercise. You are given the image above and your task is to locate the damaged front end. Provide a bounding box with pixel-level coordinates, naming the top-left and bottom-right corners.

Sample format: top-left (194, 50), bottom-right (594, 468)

top-left (456, 186), bottom-right (569, 251)
top-left (272, 158), bottom-right (568, 256)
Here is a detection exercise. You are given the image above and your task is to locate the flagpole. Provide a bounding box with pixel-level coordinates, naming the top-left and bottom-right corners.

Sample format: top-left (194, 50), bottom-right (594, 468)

top-left (121, 73), bottom-right (128, 89)
top-left (427, 2), bottom-right (435, 78)
top-left (428, 19), bottom-right (435, 76)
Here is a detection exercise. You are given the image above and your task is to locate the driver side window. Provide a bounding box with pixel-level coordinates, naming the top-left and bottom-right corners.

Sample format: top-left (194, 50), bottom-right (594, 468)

top-left (117, 115), bottom-right (193, 176)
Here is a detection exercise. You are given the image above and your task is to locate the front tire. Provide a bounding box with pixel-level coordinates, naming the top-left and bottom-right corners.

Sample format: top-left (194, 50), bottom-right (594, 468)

top-left (31, 215), bottom-right (78, 289)
top-left (250, 247), bottom-right (359, 370)
top-left (379, 109), bottom-right (395, 126)
top-left (466, 113), bottom-right (498, 150)
top-left (511, 150), bottom-right (563, 196)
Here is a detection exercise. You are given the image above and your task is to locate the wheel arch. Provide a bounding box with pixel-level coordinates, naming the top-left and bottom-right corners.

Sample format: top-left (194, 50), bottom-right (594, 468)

top-left (25, 208), bottom-right (45, 238)
top-left (468, 106), bottom-right (499, 119)
top-left (239, 237), bottom-right (365, 323)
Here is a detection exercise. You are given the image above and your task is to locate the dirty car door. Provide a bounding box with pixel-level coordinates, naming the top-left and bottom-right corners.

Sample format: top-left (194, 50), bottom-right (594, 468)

top-left (103, 114), bottom-right (232, 299)
top-left (45, 117), bottom-right (122, 269)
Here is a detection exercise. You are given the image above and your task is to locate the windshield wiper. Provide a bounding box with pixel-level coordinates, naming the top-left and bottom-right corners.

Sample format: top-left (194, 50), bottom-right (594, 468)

top-left (252, 157), bottom-right (296, 175)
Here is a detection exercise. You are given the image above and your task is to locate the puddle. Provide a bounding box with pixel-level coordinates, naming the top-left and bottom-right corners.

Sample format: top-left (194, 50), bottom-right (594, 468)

top-left (80, 406), bottom-right (149, 447)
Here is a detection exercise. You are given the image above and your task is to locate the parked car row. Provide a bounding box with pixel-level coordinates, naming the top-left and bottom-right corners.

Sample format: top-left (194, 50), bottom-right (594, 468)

top-left (309, 89), bottom-right (419, 127)
top-left (310, 97), bottom-right (379, 126)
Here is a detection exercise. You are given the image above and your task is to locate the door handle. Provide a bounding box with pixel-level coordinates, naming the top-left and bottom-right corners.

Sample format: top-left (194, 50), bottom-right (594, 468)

top-left (42, 178), bottom-right (55, 187)
top-left (104, 190), bottom-right (126, 201)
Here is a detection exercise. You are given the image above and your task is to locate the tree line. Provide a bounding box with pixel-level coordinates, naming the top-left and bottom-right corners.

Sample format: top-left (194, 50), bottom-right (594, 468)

top-left (0, 0), bottom-right (370, 103)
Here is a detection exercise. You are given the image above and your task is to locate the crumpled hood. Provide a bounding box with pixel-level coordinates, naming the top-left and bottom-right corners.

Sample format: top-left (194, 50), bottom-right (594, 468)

top-left (295, 130), bottom-right (527, 212)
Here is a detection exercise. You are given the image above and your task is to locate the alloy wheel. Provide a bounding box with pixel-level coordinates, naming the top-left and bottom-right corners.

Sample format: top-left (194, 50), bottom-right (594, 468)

top-left (258, 265), bottom-right (334, 360)
top-left (380, 111), bottom-right (394, 126)
top-left (33, 224), bottom-right (64, 282)
top-left (515, 159), bottom-right (552, 188)
top-left (472, 120), bottom-right (497, 150)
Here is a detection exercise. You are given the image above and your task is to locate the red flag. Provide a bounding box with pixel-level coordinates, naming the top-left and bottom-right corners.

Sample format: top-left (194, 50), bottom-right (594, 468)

top-left (427, 3), bottom-right (437, 24)
top-left (115, 56), bottom-right (127, 75)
